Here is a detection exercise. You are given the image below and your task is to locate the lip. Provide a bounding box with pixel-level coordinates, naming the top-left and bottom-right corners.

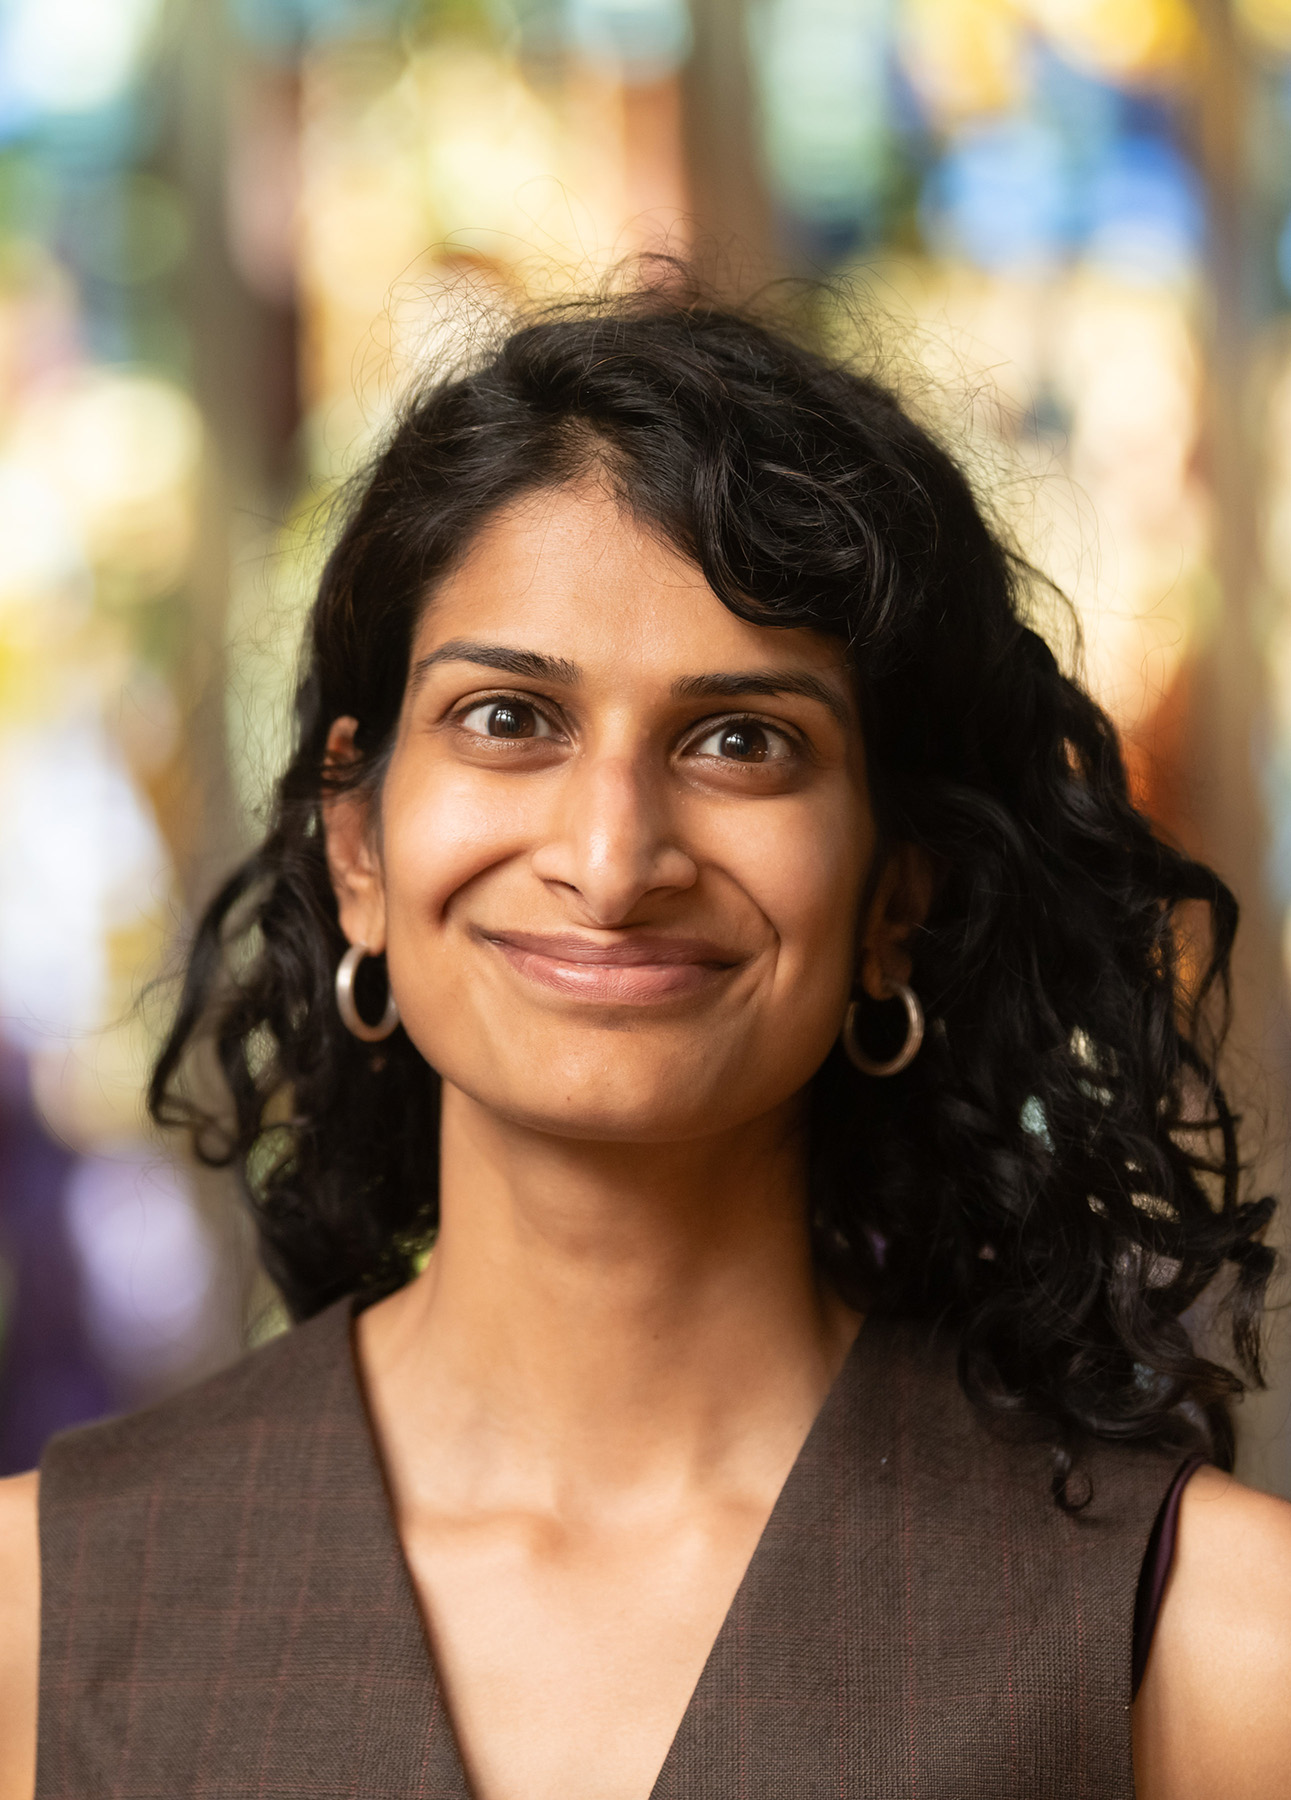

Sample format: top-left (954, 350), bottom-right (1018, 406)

top-left (479, 930), bottom-right (741, 1004)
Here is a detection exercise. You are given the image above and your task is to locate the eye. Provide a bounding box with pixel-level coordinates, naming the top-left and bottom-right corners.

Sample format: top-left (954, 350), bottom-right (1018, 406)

top-left (458, 698), bottom-right (557, 740)
top-left (689, 718), bottom-right (795, 763)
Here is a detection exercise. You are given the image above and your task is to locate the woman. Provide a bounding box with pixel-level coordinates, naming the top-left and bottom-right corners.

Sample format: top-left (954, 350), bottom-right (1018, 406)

top-left (1, 285), bottom-right (1289, 1800)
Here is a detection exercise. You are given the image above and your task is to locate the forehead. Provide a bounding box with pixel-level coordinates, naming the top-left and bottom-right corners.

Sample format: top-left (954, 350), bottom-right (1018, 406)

top-left (409, 480), bottom-right (850, 688)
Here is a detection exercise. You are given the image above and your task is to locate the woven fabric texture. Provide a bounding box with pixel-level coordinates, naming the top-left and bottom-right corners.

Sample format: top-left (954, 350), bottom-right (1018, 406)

top-left (38, 1301), bottom-right (1176, 1799)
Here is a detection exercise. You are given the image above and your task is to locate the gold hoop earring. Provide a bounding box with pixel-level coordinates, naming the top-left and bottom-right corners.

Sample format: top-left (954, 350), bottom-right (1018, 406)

top-left (842, 982), bottom-right (924, 1077)
top-left (335, 943), bottom-right (400, 1043)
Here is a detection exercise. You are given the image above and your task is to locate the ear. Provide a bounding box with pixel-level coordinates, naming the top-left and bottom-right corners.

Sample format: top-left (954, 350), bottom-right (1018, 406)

top-left (321, 717), bottom-right (388, 954)
top-left (856, 841), bottom-right (935, 1002)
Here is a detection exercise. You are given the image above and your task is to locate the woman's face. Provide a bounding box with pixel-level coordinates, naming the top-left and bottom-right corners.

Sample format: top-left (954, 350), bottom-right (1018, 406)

top-left (327, 479), bottom-right (891, 1145)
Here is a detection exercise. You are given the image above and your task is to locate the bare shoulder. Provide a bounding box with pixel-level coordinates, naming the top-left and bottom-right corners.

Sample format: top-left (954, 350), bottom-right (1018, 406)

top-left (0, 1470), bottom-right (39, 1800)
top-left (1134, 1465), bottom-right (1291, 1800)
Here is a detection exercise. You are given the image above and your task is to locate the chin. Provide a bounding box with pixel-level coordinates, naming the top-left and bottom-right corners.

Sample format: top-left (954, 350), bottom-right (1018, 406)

top-left (460, 1058), bottom-right (755, 1145)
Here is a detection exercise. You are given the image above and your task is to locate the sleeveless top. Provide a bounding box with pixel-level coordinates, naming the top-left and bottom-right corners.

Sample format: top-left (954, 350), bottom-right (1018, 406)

top-left (37, 1300), bottom-right (1183, 1799)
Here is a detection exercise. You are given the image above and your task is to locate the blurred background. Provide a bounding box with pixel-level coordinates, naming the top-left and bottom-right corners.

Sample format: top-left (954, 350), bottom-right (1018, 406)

top-left (0, 0), bottom-right (1290, 1492)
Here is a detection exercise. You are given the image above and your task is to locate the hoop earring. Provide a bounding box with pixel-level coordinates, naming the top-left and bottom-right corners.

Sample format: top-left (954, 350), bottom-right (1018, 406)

top-left (842, 982), bottom-right (924, 1078)
top-left (335, 942), bottom-right (400, 1043)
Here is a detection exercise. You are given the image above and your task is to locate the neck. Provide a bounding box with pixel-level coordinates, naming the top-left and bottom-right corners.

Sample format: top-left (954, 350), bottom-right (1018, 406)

top-left (359, 1083), bottom-right (859, 1503)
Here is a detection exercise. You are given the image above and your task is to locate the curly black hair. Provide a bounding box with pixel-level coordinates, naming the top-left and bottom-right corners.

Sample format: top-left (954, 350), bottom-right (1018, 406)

top-left (151, 273), bottom-right (1275, 1492)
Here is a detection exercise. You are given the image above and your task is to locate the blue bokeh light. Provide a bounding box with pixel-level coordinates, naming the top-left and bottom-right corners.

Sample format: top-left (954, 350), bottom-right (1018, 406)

top-left (1083, 133), bottom-right (1202, 283)
top-left (921, 118), bottom-right (1070, 269)
top-left (921, 109), bottom-right (1200, 283)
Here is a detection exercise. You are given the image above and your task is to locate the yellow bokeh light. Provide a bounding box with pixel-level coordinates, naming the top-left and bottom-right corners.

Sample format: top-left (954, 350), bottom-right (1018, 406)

top-left (296, 33), bottom-right (687, 476)
top-left (897, 0), bottom-right (1027, 124)
top-left (12, 372), bottom-right (203, 599)
top-left (860, 257), bottom-right (1205, 737)
top-left (1235, 0), bottom-right (1291, 52)
top-left (897, 0), bottom-right (1197, 110)
top-left (1024, 0), bottom-right (1196, 80)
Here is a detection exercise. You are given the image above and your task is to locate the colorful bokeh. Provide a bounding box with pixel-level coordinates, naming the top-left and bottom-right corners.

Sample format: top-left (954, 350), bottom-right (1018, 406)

top-left (0, 0), bottom-right (1288, 1492)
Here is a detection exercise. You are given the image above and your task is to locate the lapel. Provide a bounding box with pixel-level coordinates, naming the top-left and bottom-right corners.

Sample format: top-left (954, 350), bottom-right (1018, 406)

top-left (647, 1318), bottom-right (900, 1798)
top-left (320, 1302), bottom-right (476, 1798)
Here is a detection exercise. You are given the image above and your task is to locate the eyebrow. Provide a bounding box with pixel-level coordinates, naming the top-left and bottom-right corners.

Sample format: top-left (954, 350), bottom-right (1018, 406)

top-left (409, 639), bottom-right (852, 727)
top-left (408, 640), bottom-right (581, 692)
top-left (670, 669), bottom-right (851, 728)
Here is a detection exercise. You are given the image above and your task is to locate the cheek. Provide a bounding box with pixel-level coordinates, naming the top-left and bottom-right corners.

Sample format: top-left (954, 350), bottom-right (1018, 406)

top-left (703, 792), bottom-right (872, 982)
top-left (379, 762), bottom-right (531, 926)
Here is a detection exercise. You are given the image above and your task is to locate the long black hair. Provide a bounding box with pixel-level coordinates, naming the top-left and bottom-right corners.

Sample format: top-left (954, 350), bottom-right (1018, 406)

top-left (151, 273), bottom-right (1275, 1485)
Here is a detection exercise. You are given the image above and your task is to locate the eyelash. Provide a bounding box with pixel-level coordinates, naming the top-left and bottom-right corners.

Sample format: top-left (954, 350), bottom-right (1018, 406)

top-left (451, 693), bottom-right (565, 740)
top-left (684, 717), bottom-right (799, 763)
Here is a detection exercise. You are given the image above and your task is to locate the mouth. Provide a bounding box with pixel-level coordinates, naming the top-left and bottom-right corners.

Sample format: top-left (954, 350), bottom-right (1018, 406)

top-left (478, 929), bottom-right (742, 1004)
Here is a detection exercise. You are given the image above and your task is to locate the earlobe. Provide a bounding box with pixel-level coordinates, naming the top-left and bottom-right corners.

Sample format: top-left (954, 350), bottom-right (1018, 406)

top-left (321, 717), bottom-right (388, 953)
top-left (857, 947), bottom-right (899, 1003)
top-left (858, 843), bottom-right (935, 1000)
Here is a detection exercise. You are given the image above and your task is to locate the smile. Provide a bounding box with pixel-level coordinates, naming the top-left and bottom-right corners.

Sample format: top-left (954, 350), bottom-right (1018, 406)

top-left (478, 930), bottom-right (740, 1004)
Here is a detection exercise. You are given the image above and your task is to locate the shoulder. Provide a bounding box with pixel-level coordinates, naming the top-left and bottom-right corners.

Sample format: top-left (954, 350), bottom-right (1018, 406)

top-left (872, 1316), bottom-right (1176, 1515)
top-left (40, 1303), bottom-right (347, 1513)
top-left (33, 1303), bottom-right (352, 1678)
top-left (0, 1470), bottom-right (39, 1800)
top-left (7, 1306), bottom-right (348, 1797)
top-left (1134, 1466), bottom-right (1291, 1800)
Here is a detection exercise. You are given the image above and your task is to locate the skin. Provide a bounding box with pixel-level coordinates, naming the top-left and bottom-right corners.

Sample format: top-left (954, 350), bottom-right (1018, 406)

top-left (1133, 1465), bottom-right (1291, 1797)
top-left (0, 1474), bottom-right (36, 1800)
top-left (1, 478), bottom-right (1290, 1797)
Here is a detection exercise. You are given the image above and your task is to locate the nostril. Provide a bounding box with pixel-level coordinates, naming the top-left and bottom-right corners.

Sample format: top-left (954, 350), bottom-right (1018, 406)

top-left (530, 770), bottom-right (698, 910)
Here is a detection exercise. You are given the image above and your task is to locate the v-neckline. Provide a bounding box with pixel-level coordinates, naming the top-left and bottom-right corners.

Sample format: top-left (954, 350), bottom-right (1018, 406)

top-left (340, 1305), bottom-right (871, 1800)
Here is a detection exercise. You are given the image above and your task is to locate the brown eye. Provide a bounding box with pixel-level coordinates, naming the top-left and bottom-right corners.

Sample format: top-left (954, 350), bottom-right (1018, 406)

top-left (692, 719), bottom-right (792, 763)
top-left (459, 699), bottom-right (555, 740)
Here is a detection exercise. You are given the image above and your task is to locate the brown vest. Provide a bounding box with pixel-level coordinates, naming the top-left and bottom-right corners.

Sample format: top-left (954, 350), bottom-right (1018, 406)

top-left (38, 1300), bottom-right (1176, 1798)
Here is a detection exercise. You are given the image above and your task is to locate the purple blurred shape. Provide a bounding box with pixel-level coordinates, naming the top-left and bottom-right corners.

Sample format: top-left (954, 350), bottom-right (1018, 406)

top-left (0, 1042), bottom-right (115, 1475)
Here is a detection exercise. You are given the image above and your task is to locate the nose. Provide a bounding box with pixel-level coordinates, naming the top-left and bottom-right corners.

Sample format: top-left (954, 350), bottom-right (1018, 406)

top-left (529, 750), bottom-right (698, 924)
